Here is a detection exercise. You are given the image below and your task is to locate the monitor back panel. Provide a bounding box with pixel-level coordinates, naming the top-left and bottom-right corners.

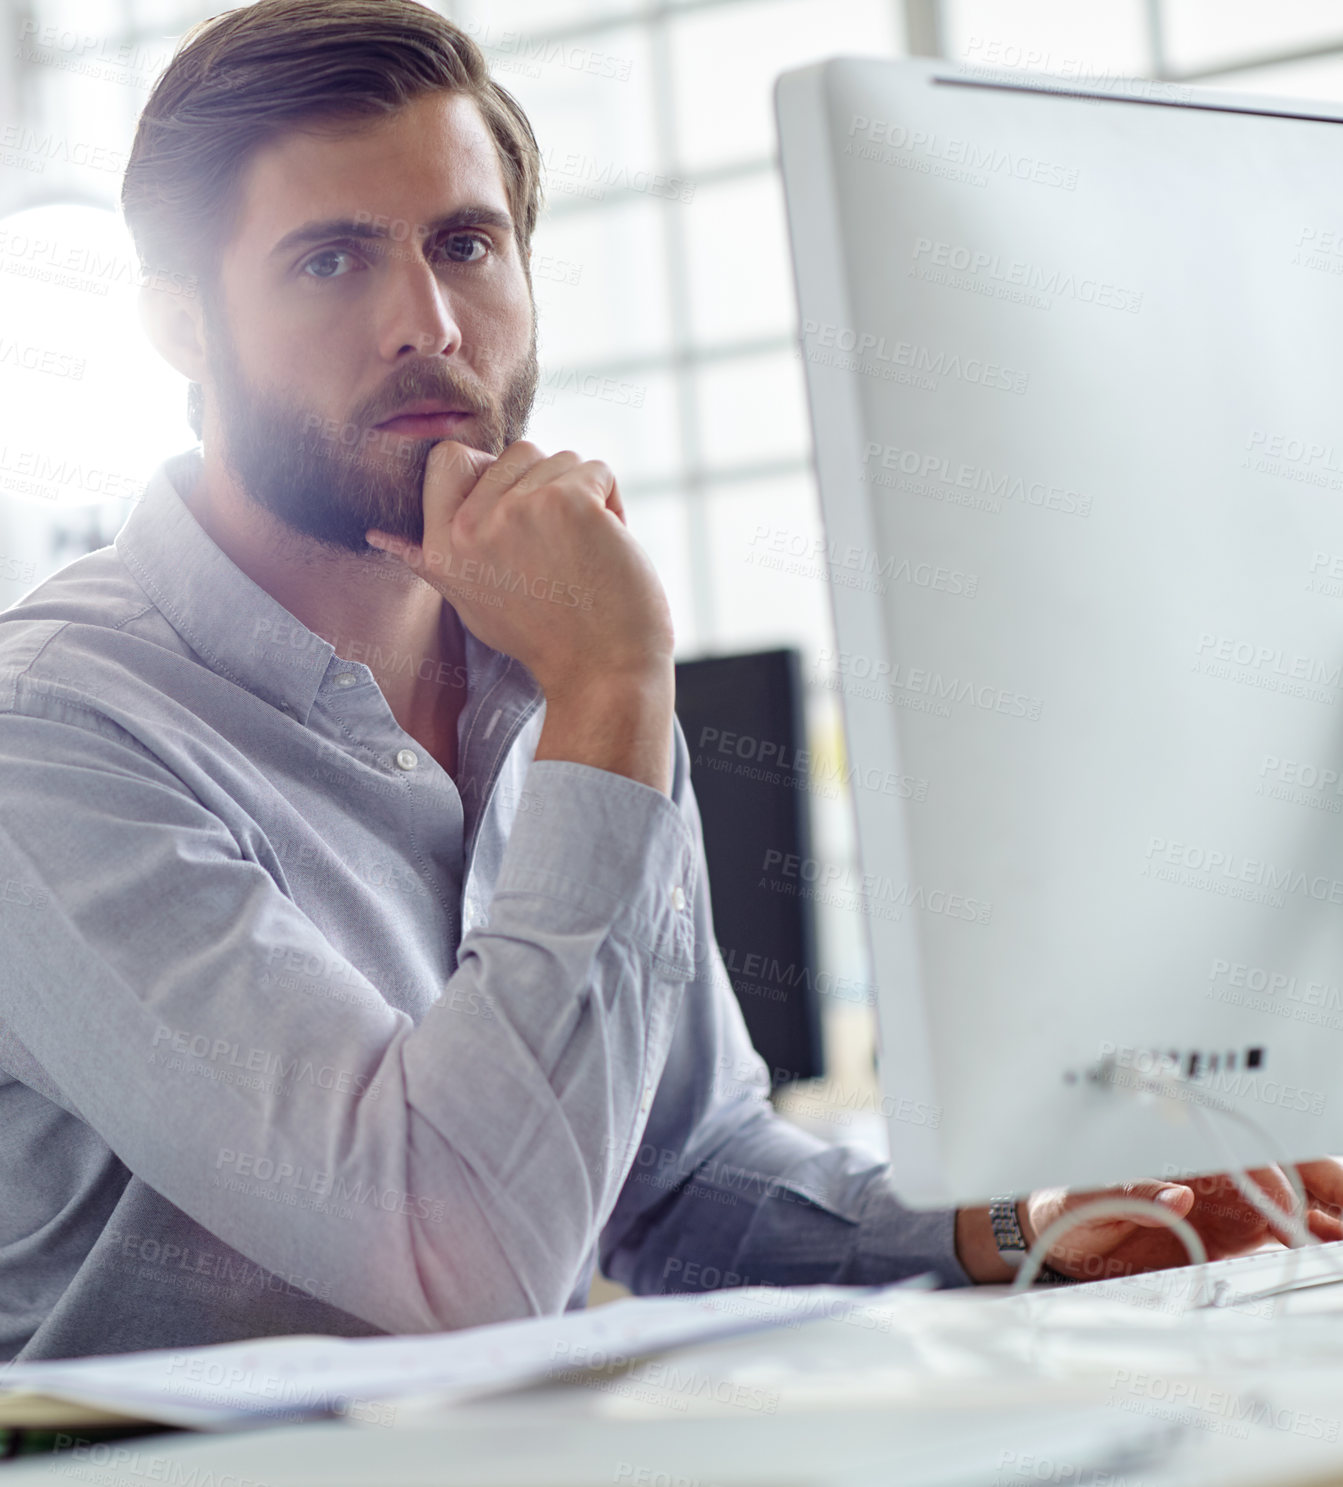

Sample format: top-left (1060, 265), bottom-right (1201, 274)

top-left (777, 58), bottom-right (1343, 1202)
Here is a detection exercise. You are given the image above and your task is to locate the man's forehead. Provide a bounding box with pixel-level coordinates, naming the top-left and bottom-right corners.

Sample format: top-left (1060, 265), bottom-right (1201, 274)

top-left (228, 92), bottom-right (512, 258)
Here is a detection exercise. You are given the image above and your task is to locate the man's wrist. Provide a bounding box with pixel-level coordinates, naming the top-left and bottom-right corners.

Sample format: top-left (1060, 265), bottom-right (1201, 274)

top-left (534, 666), bottom-right (675, 794)
top-left (955, 1197), bottom-right (1075, 1285)
top-left (540, 659), bottom-right (673, 702)
top-left (954, 1205), bottom-right (1018, 1283)
top-left (1016, 1196), bottom-right (1036, 1250)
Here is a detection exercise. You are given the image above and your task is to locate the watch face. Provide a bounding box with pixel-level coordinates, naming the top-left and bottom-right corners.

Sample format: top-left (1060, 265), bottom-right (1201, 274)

top-left (990, 1199), bottom-right (1028, 1257)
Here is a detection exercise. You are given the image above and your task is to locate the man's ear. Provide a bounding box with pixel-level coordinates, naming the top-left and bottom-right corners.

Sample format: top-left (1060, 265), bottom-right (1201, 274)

top-left (137, 280), bottom-right (208, 383)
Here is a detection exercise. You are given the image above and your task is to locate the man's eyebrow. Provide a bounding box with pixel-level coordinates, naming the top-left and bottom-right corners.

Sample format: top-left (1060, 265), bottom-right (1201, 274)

top-left (270, 206), bottom-right (515, 258)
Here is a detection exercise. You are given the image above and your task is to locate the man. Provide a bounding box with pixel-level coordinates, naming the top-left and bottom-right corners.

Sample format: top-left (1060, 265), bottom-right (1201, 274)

top-left (0, 0), bottom-right (1338, 1361)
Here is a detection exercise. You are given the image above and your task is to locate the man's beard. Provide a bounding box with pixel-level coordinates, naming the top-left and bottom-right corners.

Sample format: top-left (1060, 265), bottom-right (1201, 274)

top-left (207, 312), bottom-right (539, 555)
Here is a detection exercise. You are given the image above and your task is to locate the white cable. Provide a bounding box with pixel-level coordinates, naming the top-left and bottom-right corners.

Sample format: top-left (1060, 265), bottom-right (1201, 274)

top-left (1092, 1055), bottom-right (1343, 1307)
top-left (1010, 1196), bottom-right (1215, 1376)
top-left (1010, 1195), bottom-right (1209, 1294)
top-left (1180, 1088), bottom-right (1343, 1303)
top-left (1188, 1106), bottom-right (1312, 1244)
top-left (1123, 1059), bottom-right (1313, 1244)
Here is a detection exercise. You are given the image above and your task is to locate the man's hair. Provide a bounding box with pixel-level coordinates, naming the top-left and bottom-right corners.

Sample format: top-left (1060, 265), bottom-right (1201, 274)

top-left (120, 0), bottom-right (543, 437)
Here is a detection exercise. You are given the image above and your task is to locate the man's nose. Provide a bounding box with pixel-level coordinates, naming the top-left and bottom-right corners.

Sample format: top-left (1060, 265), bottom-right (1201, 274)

top-left (378, 255), bottom-right (463, 360)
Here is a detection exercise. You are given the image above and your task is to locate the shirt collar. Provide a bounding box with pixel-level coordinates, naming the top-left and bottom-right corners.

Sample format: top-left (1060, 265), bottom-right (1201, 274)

top-left (114, 446), bottom-right (340, 723)
top-left (113, 446), bottom-right (541, 735)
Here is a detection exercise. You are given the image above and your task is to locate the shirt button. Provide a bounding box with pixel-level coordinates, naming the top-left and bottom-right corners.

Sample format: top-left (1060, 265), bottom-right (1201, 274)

top-left (334, 673), bottom-right (358, 689)
top-left (394, 749), bottom-right (419, 771)
top-left (669, 884), bottom-right (687, 912)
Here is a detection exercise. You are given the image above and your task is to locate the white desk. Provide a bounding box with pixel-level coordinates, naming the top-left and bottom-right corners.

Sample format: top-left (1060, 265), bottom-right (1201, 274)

top-left (9, 1265), bottom-right (1343, 1487)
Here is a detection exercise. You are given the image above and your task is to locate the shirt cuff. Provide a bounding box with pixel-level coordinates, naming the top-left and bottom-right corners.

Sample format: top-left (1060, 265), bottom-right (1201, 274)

top-left (492, 759), bottom-right (699, 979)
top-left (851, 1170), bottom-right (972, 1289)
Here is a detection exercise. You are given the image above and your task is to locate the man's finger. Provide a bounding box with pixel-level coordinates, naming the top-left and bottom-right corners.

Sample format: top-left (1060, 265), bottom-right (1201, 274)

top-left (363, 441), bottom-right (495, 562)
top-left (389, 440), bottom-right (499, 578)
top-left (424, 440), bottom-right (497, 521)
top-left (1243, 1164), bottom-right (1299, 1213)
top-left (1308, 1207), bottom-right (1343, 1242)
top-left (470, 439), bottom-right (547, 496)
top-left (1297, 1157), bottom-right (1343, 1216)
top-left (1233, 1165), bottom-right (1307, 1245)
top-left (1107, 1181), bottom-right (1195, 1227)
top-left (363, 530), bottom-right (421, 567)
top-left (506, 449), bottom-right (586, 498)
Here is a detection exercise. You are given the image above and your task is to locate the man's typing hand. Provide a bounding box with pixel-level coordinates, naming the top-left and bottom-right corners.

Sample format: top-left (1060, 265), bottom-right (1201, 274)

top-left (955, 1158), bottom-right (1343, 1283)
top-left (1023, 1157), bottom-right (1343, 1282)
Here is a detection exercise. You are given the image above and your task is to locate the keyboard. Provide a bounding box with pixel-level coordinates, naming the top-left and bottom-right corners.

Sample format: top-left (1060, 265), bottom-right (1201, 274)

top-left (1008, 1239), bottom-right (1343, 1317)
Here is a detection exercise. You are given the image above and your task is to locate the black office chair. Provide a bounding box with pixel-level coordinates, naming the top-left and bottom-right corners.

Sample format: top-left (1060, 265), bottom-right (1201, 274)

top-left (674, 647), bottom-right (824, 1087)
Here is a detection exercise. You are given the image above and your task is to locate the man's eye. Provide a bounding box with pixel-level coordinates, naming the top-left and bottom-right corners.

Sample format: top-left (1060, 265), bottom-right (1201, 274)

top-left (437, 234), bottom-right (490, 265)
top-left (302, 248), bottom-right (356, 279)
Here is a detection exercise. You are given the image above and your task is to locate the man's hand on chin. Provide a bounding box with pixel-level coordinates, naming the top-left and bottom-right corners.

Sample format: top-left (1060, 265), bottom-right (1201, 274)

top-left (955, 1157), bottom-right (1343, 1284)
top-left (364, 438), bottom-right (676, 795)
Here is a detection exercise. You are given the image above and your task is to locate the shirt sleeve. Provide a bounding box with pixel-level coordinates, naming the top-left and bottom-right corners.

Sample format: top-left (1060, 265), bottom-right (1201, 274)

top-left (0, 684), bottom-right (700, 1335)
top-left (598, 719), bottom-right (973, 1293)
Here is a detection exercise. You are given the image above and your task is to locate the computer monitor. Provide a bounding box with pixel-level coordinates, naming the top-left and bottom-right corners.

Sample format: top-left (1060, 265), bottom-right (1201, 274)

top-left (674, 648), bottom-right (825, 1086)
top-left (776, 57), bottom-right (1343, 1205)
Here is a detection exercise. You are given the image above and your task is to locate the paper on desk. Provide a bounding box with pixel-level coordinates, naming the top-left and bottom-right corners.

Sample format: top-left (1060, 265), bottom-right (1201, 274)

top-left (0, 1281), bottom-right (924, 1432)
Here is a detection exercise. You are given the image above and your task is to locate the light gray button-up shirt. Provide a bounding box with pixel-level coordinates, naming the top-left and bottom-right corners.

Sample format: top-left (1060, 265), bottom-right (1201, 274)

top-left (0, 447), bottom-right (968, 1362)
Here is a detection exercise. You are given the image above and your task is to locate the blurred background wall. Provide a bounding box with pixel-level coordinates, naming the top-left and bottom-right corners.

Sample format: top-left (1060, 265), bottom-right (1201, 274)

top-left (5, 0), bottom-right (1343, 1139)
